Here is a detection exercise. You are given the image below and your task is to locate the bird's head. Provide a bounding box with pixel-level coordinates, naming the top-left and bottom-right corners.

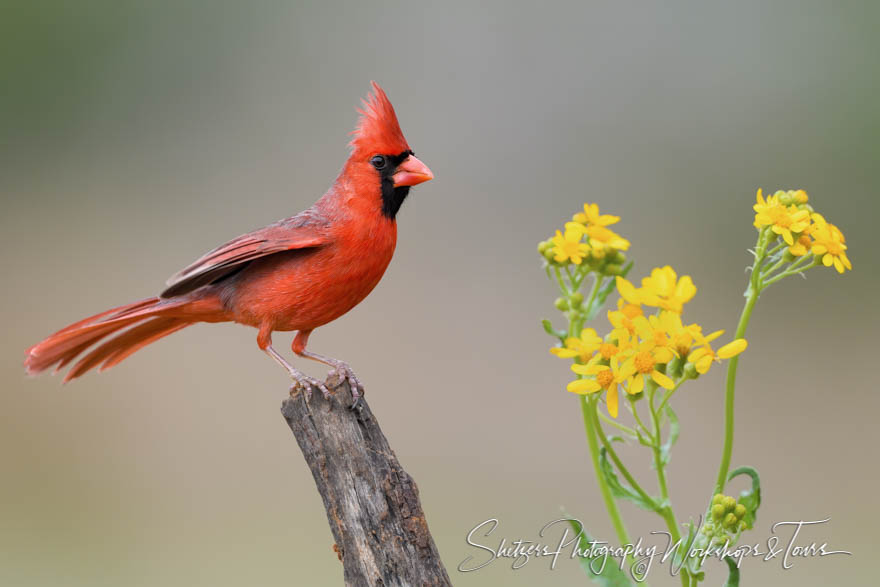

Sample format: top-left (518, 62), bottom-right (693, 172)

top-left (346, 82), bottom-right (433, 219)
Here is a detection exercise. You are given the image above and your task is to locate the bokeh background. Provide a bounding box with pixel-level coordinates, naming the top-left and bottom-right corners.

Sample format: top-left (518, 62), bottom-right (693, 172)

top-left (2, 1), bottom-right (877, 585)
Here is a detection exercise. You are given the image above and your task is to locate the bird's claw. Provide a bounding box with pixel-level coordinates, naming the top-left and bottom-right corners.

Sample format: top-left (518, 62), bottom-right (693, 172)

top-left (289, 373), bottom-right (331, 401)
top-left (325, 362), bottom-right (364, 409)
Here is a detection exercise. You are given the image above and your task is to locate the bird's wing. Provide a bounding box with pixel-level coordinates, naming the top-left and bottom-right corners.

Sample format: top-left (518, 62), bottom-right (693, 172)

top-left (161, 210), bottom-right (330, 298)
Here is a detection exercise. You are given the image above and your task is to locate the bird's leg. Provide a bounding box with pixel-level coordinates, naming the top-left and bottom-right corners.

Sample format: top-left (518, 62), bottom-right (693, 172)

top-left (263, 344), bottom-right (331, 401)
top-left (292, 330), bottom-right (364, 408)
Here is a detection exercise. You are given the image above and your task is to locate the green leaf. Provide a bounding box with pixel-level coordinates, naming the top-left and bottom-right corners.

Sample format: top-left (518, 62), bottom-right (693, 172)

top-left (636, 430), bottom-right (654, 448)
top-left (599, 447), bottom-right (658, 512)
top-left (659, 404), bottom-right (680, 466)
top-left (728, 466), bottom-right (761, 530)
top-left (564, 517), bottom-right (633, 586)
top-left (542, 318), bottom-right (567, 342)
top-left (723, 556), bottom-right (741, 586)
top-left (681, 519), bottom-right (706, 580)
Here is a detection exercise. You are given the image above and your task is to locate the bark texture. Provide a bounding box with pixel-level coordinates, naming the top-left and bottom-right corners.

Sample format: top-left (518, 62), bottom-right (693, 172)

top-left (281, 379), bottom-right (451, 587)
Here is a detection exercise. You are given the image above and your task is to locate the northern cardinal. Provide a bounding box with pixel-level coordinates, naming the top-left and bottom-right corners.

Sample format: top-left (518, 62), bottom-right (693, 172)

top-left (25, 82), bottom-right (432, 405)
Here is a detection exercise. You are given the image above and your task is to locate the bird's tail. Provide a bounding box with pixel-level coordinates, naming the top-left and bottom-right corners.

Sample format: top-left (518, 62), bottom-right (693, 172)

top-left (25, 295), bottom-right (222, 381)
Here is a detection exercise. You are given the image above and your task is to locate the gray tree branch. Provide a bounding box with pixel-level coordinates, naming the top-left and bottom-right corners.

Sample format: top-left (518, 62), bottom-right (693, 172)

top-left (281, 379), bottom-right (451, 586)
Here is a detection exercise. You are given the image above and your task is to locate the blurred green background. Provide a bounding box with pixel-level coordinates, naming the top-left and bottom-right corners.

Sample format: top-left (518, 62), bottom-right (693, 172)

top-left (2, 1), bottom-right (877, 585)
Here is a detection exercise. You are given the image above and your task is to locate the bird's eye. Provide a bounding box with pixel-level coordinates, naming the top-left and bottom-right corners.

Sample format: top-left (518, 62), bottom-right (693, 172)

top-left (370, 155), bottom-right (387, 170)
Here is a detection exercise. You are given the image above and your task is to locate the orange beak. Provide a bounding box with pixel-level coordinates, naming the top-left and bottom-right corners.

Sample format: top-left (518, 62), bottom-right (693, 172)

top-left (392, 155), bottom-right (433, 187)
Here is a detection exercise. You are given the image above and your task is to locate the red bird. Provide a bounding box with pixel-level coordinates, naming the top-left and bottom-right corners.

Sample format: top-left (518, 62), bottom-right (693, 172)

top-left (25, 82), bottom-right (433, 405)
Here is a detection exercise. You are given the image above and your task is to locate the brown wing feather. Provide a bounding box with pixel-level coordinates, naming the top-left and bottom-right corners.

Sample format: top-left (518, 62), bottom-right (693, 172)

top-left (161, 210), bottom-right (330, 298)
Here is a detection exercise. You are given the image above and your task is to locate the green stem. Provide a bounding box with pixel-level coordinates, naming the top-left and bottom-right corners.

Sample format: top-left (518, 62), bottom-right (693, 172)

top-left (760, 256), bottom-right (786, 277)
top-left (649, 387), bottom-right (689, 587)
top-left (630, 396), bottom-right (653, 439)
top-left (713, 284), bottom-right (759, 493)
top-left (583, 274), bottom-right (603, 316)
top-left (565, 266), bottom-right (576, 289)
top-left (655, 378), bottom-right (686, 416)
top-left (593, 406), bottom-right (656, 507)
top-left (553, 266), bottom-right (570, 295)
top-left (712, 230), bottom-right (774, 494)
top-left (598, 410), bottom-right (639, 437)
top-left (660, 507), bottom-right (689, 587)
top-left (761, 256), bottom-right (818, 288)
top-left (648, 389), bottom-right (670, 499)
top-left (580, 395), bottom-right (630, 546)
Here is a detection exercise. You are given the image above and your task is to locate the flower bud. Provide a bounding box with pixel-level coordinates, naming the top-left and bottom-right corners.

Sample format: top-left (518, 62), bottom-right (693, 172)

top-left (684, 362), bottom-right (699, 379)
top-left (566, 310), bottom-right (580, 323)
top-left (722, 496), bottom-right (737, 511)
top-left (570, 292), bottom-right (584, 308)
top-left (711, 504), bottom-right (725, 520)
top-left (538, 240), bottom-right (551, 254)
top-left (554, 297), bottom-right (569, 311)
top-left (543, 248), bottom-right (557, 262)
top-left (723, 513), bottom-right (738, 529)
top-left (666, 356), bottom-right (683, 379)
top-left (734, 504), bottom-right (746, 519)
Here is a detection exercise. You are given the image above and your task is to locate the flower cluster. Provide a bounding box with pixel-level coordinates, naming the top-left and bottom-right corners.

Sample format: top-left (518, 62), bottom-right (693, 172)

top-left (754, 189), bottom-right (851, 273)
top-left (696, 493), bottom-right (751, 548)
top-left (538, 203), bottom-right (631, 275)
top-left (537, 191), bottom-right (852, 585)
top-left (552, 268), bottom-right (747, 417)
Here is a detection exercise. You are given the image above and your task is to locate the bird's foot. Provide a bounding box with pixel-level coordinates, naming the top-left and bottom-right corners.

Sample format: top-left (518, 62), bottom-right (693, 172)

top-left (288, 370), bottom-right (331, 401)
top-left (324, 360), bottom-right (364, 409)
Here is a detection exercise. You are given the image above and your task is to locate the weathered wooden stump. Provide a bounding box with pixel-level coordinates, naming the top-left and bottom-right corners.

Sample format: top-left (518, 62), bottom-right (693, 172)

top-left (281, 379), bottom-right (451, 586)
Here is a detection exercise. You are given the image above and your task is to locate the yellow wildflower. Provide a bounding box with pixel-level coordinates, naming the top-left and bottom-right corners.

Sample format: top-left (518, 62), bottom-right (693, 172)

top-left (568, 356), bottom-right (635, 418)
top-left (639, 266), bottom-right (697, 313)
top-left (622, 341), bottom-right (676, 394)
top-left (615, 276), bottom-right (645, 305)
top-left (608, 301), bottom-right (643, 336)
top-left (607, 276), bottom-right (646, 334)
top-left (687, 338), bottom-right (748, 374)
top-left (550, 226), bottom-right (590, 265)
top-left (789, 234), bottom-right (812, 257)
top-left (657, 311), bottom-right (717, 358)
top-left (584, 225), bottom-right (631, 255)
top-left (572, 202), bottom-right (620, 227)
top-left (632, 315), bottom-right (677, 363)
top-left (810, 213), bottom-right (851, 273)
top-left (550, 327), bottom-right (603, 362)
top-left (592, 331), bottom-right (634, 363)
top-left (753, 189), bottom-right (810, 245)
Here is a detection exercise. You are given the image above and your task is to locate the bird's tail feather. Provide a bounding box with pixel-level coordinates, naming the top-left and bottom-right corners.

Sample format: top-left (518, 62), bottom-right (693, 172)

top-left (25, 296), bottom-right (220, 381)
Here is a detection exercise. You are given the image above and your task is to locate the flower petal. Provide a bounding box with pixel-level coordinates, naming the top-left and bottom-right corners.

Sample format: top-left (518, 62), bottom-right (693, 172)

top-left (616, 276), bottom-right (641, 304)
top-left (717, 339), bottom-right (748, 359)
top-left (652, 370), bottom-right (676, 390)
top-left (630, 375), bottom-right (644, 394)
top-left (567, 379), bottom-right (600, 394)
top-left (607, 385), bottom-right (619, 418)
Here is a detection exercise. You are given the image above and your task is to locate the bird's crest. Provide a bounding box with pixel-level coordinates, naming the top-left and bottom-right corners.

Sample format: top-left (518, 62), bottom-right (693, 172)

top-left (350, 82), bottom-right (411, 156)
